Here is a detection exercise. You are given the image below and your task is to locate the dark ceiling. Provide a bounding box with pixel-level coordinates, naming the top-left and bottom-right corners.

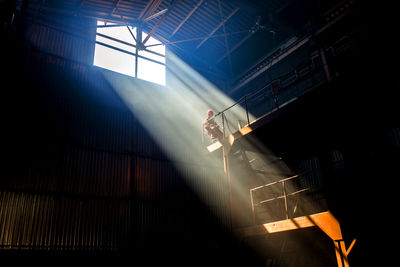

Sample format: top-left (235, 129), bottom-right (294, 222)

top-left (17, 0), bottom-right (346, 86)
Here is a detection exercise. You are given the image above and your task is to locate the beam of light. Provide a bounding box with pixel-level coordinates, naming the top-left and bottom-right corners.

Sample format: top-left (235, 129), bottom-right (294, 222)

top-left (101, 51), bottom-right (319, 231)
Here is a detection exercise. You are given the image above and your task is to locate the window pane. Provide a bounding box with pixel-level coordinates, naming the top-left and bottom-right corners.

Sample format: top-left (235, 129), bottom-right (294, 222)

top-left (93, 21), bottom-right (166, 85)
top-left (94, 44), bottom-right (135, 77)
top-left (138, 50), bottom-right (165, 63)
top-left (96, 24), bottom-right (136, 45)
top-left (96, 35), bottom-right (136, 54)
top-left (139, 31), bottom-right (165, 63)
top-left (137, 58), bottom-right (165, 85)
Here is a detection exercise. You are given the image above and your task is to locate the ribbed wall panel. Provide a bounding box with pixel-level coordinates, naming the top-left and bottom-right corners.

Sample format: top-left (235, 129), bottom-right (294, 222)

top-left (0, 191), bottom-right (130, 250)
top-left (297, 157), bottom-right (323, 191)
top-left (133, 157), bottom-right (228, 206)
top-left (390, 127), bottom-right (400, 148)
top-left (331, 150), bottom-right (345, 172)
top-left (1, 21), bottom-right (231, 253)
top-left (132, 121), bottom-right (165, 158)
top-left (27, 53), bottom-right (136, 155)
top-left (6, 145), bottom-right (62, 193)
top-left (64, 103), bottom-right (135, 154)
top-left (62, 148), bottom-right (131, 198)
top-left (182, 163), bottom-right (228, 208)
top-left (132, 157), bottom-right (230, 246)
top-left (29, 20), bottom-right (95, 65)
top-left (133, 157), bottom-right (193, 202)
top-left (133, 196), bottom-right (230, 248)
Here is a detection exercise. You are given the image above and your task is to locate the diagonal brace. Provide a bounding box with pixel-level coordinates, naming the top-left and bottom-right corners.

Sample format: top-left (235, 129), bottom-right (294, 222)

top-left (195, 7), bottom-right (239, 50)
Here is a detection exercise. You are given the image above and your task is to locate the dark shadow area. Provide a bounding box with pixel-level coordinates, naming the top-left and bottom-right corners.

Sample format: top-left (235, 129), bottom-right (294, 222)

top-left (242, 227), bottom-right (337, 267)
top-left (0, 22), bottom-right (266, 265)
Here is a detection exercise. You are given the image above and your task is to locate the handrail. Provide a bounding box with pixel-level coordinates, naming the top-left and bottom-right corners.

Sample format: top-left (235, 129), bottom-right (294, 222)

top-left (250, 173), bottom-right (303, 192)
top-left (249, 172), bottom-right (310, 224)
top-left (213, 54), bottom-right (319, 132)
top-left (214, 80), bottom-right (273, 119)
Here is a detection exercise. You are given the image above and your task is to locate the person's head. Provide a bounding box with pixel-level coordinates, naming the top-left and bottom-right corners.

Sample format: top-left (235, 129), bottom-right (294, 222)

top-left (207, 109), bottom-right (213, 117)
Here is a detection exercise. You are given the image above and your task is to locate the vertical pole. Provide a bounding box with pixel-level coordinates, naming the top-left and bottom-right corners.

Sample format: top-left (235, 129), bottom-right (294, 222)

top-left (135, 25), bottom-right (141, 78)
top-left (223, 145), bottom-right (232, 231)
top-left (221, 112), bottom-right (232, 230)
top-left (221, 112), bottom-right (225, 138)
top-left (334, 240), bottom-right (344, 267)
top-left (201, 124), bottom-right (204, 146)
top-left (250, 190), bottom-right (256, 225)
top-left (244, 96), bottom-right (250, 125)
top-left (282, 181), bottom-right (289, 219)
top-left (334, 239), bottom-right (349, 267)
top-left (320, 49), bottom-right (331, 82)
top-left (218, 0), bottom-right (234, 79)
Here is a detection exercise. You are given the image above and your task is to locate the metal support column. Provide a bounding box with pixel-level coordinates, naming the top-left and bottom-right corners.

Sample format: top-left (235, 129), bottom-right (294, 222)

top-left (320, 49), bottom-right (331, 82)
top-left (282, 181), bottom-right (289, 220)
top-left (221, 112), bottom-right (233, 230)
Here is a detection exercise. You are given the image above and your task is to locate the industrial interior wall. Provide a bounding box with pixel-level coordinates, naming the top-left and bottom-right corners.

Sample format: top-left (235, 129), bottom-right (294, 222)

top-left (1, 21), bottom-right (229, 252)
top-left (27, 13), bottom-right (96, 65)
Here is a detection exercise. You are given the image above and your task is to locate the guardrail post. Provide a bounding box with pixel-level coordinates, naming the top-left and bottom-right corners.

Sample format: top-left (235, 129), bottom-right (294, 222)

top-left (249, 173), bottom-right (309, 224)
top-left (244, 95), bottom-right (250, 125)
top-left (250, 190), bottom-right (256, 225)
top-left (282, 181), bottom-right (289, 219)
top-left (221, 112), bottom-right (225, 138)
top-left (320, 49), bottom-right (331, 82)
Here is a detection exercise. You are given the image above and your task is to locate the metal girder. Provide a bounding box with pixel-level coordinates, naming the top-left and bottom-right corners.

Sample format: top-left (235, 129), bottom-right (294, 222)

top-left (138, 0), bottom-right (164, 21)
top-left (109, 0), bottom-right (120, 16)
top-left (142, 0), bottom-right (177, 45)
top-left (73, 0), bottom-right (85, 16)
top-left (170, 0), bottom-right (204, 37)
top-left (235, 211), bottom-right (354, 267)
top-left (143, 8), bottom-right (168, 22)
top-left (218, 0), bottom-right (233, 77)
top-left (195, 7), bottom-right (239, 50)
top-left (215, 31), bottom-right (255, 65)
top-left (111, 1), bottom-right (137, 43)
top-left (149, 30), bottom-right (248, 47)
top-left (231, 37), bottom-right (310, 93)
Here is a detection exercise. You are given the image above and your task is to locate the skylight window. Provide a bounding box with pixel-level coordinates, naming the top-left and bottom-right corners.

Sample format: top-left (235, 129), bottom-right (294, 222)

top-left (93, 20), bottom-right (166, 85)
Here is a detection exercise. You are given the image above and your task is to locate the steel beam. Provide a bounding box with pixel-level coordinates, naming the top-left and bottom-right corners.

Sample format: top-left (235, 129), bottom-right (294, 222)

top-left (195, 7), bottom-right (239, 50)
top-left (230, 37), bottom-right (310, 93)
top-left (218, 0), bottom-right (233, 77)
top-left (170, 0), bottom-right (203, 37)
top-left (142, 0), bottom-right (177, 45)
top-left (143, 8), bottom-right (168, 22)
top-left (138, 0), bottom-right (164, 21)
top-left (109, 0), bottom-right (120, 16)
top-left (111, 0), bottom-right (137, 43)
top-left (74, 0), bottom-right (85, 16)
top-left (215, 31), bottom-right (254, 64)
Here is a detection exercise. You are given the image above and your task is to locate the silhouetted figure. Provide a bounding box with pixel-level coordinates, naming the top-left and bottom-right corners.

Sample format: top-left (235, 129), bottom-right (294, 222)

top-left (203, 109), bottom-right (223, 142)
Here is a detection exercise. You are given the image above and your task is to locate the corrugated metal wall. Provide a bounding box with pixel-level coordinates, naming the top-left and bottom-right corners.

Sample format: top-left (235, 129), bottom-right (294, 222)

top-left (29, 23), bottom-right (94, 64)
top-left (1, 16), bottom-right (229, 253)
top-left (130, 156), bottom-right (230, 246)
top-left (27, 12), bottom-right (96, 65)
top-left (0, 191), bottom-right (130, 250)
top-left (297, 157), bottom-right (323, 192)
top-left (61, 148), bottom-right (131, 198)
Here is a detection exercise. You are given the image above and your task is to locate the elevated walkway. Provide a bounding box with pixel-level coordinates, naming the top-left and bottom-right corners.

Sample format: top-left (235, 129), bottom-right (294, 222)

top-left (204, 94), bottom-right (356, 267)
top-left (206, 96), bottom-right (297, 154)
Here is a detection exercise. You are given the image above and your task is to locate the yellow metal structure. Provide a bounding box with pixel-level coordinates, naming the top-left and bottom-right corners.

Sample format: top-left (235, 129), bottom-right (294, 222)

top-left (206, 115), bottom-right (355, 267)
top-left (235, 211), bottom-right (355, 267)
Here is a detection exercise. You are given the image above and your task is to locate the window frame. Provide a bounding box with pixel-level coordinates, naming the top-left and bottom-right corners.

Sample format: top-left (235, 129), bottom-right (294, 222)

top-left (93, 20), bottom-right (166, 85)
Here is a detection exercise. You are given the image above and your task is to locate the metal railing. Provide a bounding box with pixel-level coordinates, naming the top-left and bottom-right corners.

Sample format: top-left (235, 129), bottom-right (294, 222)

top-left (213, 56), bottom-right (322, 136)
top-left (250, 173), bottom-right (309, 224)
